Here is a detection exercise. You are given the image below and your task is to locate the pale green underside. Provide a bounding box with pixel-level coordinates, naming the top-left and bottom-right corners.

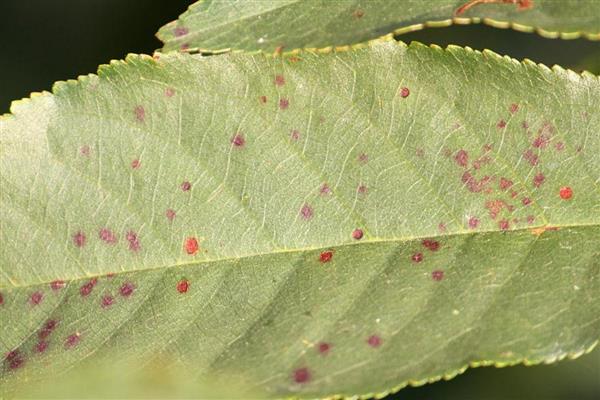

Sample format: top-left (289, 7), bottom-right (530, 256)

top-left (157, 0), bottom-right (600, 53)
top-left (1, 41), bottom-right (599, 398)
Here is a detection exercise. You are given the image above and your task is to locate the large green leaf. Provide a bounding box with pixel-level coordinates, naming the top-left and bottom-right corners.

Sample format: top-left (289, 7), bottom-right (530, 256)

top-left (1, 40), bottom-right (599, 398)
top-left (157, 0), bottom-right (600, 53)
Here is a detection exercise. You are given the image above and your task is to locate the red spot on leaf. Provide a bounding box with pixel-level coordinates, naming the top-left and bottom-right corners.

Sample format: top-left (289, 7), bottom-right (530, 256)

top-left (422, 239), bottom-right (440, 251)
top-left (318, 342), bottom-right (331, 355)
top-left (259, 95), bottom-right (267, 104)
top-left (177, 279), bottom-right (189, 294)
top-left (533, 172), bottom-right (545, 188)
top-left (357, 184), bottom-right (368, 194)
top-left (279, 98), bottom-right (289, 109)
top-left (73, 231), bottom-right (86, 248)
top-left (527, 215), bottom-right (535, 224)
top-left (367, 335), bottom-right (382, 348)
top-left (0, 292), bottom-right (3, 306)
top-left (120, 282), bottom-right (135, 297)
top-left (559, 186), bottom-right (573, 200)
top-left (231, 134), bottom-right (245, 147)
top-left (412, 252), bottom-right (423, 263)
top-left (352, 8), bottom-right (365, 18)
top-left (293, 367), bottom-right (311, 383)
top-left (174, 27), bottom-right (188, 37)
top-left (131, 159), bottom-right (141, 169)
top-left (509, 103), bottom-right (519, 113)
top-left (497, 120), bottom-right (506, 129)
top-left (185, 237), bottom-right (199, 255)
top-left (291, 129), bottom-right (300, 140)
top-left (358, 153), bottom-right (368, 164)
top-left (99, 228), bottom-right (117, 244)
top-left (126, 231), bottom-right (141, 252)
top-left (399, 87), bottom-right (410, 98)
top-left (35, 341), bottom-right (49, 354)
top-left (485, 199), bottom-right (508, 219)
top-left (523, 149), bottom-right (539, 166)
top-left (5, 350), bottom-right (25, 370)
top-left (555, 141), bottom-right (565, 151)
top-left (468, 216), bottom-right (480, 229)
top-left (181, 181), bottom-right (191, 191)
top-left (65, 333), bottom-right (81, 349)
top-left (166, 209), bottom-right (176, 221)
top-left (300, 204), bottom-right (314, 220)
top-left (319, 251), bottom-right (333, 263)
top-left (134, 106), bottom-right (145, 122)
top-left (165, 88), bottom-right (175, 97)
top-left (39, 320), bottom-right (58, 340)
top-left (101, 295), bottom-right (114, 308)
top-left (431, 270), bottom-right (444, 281)
top-left (50, 280), bottom-right (65, 291)
top-left (532, 135), bottom-right (550, 149)
top-left (80, 278), bottom-right (98, 297)
top-left (499, 219), bottom-right (510, 230)
top-left (352, 229), bottom-right (364, 240)
top-left (180, 43), bottom-right (190, 51)
top-left (522, 197), bottom-right (532, 206)
top-left (80, 145), bottom-right (90, 156)
top-left (499, 178), bottom-right (513, 190)
top-left (30, 291), bottom-right (43, 306)
top-left (454, 150), bottom-right (468, 167)
top-left (320, 183), bottom-right (331, 195)
top-left (274, 75), bottom-right (285, 86)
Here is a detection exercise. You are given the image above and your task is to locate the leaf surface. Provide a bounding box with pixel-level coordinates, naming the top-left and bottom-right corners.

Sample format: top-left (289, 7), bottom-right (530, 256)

top-left (157, 0), bottom-right (600, 53)
top-left (1, 41), bottom-right (599, 398)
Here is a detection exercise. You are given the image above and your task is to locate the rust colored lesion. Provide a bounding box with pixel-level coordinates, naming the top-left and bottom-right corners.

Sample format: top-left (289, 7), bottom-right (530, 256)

top-left (454, 0), bottom-right (534, 16)
top-left (530, 225), bottom-right (559, 236)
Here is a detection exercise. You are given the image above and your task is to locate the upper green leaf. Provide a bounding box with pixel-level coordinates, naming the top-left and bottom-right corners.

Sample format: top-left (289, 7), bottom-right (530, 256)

top-left (157, 0), bottom-right (600, 53)
top-left (1, 41), bottom-right (599, 398)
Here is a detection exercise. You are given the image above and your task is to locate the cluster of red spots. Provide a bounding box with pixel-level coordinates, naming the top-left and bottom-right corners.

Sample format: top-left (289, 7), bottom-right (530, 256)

top-left (101, 295), bottom-right (114, 309)
top-left (80, 278), bottom-right (98, 297)
top-left (174, 26), bottom-right (188, 37)
top-left (99, 228), bottom-right (117, 244)
top-left (509, 103), bottom-right (519, 114)
top-left (532, 134), bottom-right (550, 149)
top-left (367, 335), bottom-right (382, 348)
top-left (499, 219), bottom-right (510, 230)
top-left (422, 239), bottom-right (440, 252)
top-left (126, 231), bottom-right (141, 252)
top-left (523, 149), bottom-right (539, 166)
top-left (274, 75), bottom-right (285, 86)
top-left (279, 98), bottom-right (289, 110)
top-left (497, 120), bottom-right (507, 129)
top-left (320, 183), bottom-right (331, 195)
top-left (185, 237), bottom-right (199, 255)
top-left (358, 153), bottom-right (369, 164)
top-left (352, 229), bottom-right (364, 240)
top-left (300, 204), bottom-right (314, 220)
top-left (357, 184), bottom-right (368, 194)
top-left (166, 209), bottom-right (176, 221)
top-left (399, 87), bottom-right (410, 98)
top-left (176, 279), bottom-right (190, 294)
top-left (431, 270), bottom-right (444, 281)
top-left (559, 186), bottom-right (573, 200)
top-left (120, 282), bottom-right (135, 297)
top-left (462, 171), bottom-right (492, 193)
top-left (131, 159), bottom-right (141, 169)
top-left (290, 129), bottom-right (300, 140)
top-left (231, 134), bottom-right (245, 147)
top-left (73, 231), bottom-right (87, 248)
top-left (522, 197), bottom-right (532, 206)
top-left (412, 252), bottom-right (423, 263)
top-left (454, 150), bottom-right (468, 167)
top-left (165, 88), bottom-right (175, 97)
top-left (319, 250), bottom-right (333, 263)
top-left (293, 367), bottom-right (311, 384)
top-left (50, 280), bottom-right (65, 291)
top-left (29, 291), bottom-right (44, 306)
top-left (39, 320), bottom-right (58, 340)
top-left (533, 172), bottom-right (545, 188)
top-left (134, 105), bottom-right (145, 122)
top-left (80, 145), bottom-right (91, 156)
top-left (5, 350), bottom-right (25, 370)
top-left (499, 178), bottom-right (513, 190)
top-left (65, 333), bottom-right (81, 349)
top-left (181, 181), bottom-right (192, 191)
top-left (259, 95), bottom-right (267, 104)
top-left (317, 342), bottom-right (331, 355)
top-left (468, 216), bottom-right (480, 229)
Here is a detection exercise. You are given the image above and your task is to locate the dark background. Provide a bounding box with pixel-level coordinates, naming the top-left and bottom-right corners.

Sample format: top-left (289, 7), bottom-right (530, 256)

top-left (1, 1), bottom-right (598, 399)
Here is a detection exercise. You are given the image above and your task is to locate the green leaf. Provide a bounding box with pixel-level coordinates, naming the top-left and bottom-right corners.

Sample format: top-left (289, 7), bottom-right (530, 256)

top-left (157, 0), bottom-right (600, 53)
top-left (1, 41), bottom-right (599, 398)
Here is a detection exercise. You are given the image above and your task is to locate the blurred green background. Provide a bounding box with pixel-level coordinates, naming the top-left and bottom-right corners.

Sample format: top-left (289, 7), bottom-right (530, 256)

top-left (1, 1), bottom-right (598, 399)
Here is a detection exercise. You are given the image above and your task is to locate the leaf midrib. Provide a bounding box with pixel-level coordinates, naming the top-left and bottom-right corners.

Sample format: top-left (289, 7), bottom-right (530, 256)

top-left (4, 222), bottom-right (598, 290)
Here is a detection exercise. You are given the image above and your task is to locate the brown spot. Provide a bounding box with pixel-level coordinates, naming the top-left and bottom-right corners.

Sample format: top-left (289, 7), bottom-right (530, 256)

top-left (497, 120), bottom-right (506, 129)
top-left (454, 150), bottom-right (468, 167)
top-left (274, 75), bottom-right (285, 86)
top-left (134, 105), bottom-right (145, 122)
top-left (259, 95), bottom-right (267, 104)
top-left (485, 199), bottom-right (508, 219)
top-left (279, 98), bottom-right (289, 109)
top-left (352, 9), bottom-right (365, 19)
